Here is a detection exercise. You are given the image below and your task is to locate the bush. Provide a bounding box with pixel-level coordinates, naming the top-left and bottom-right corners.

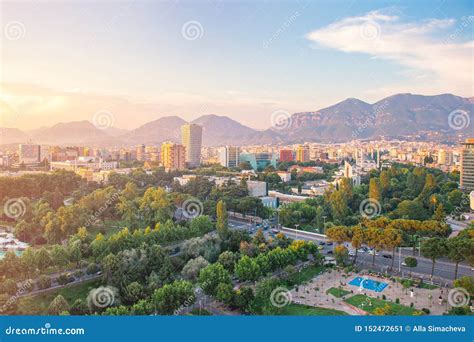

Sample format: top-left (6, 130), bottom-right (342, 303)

top-left (37, 275), bottom-right (52, 290)
top-left (0, 279), bottom-right (17, 295)
top-left (422, 308), bottom-right (430, 314)
top-left (395, 298), bottom-right (400, 304)
top-left (73, 270), bottom-right (84, 278)
top-left (382, 294), bottom-right (386, 300)
top-left (57, 273), bottom-right (74, 285)
top-left (86, 263), bottom-right (100, 275)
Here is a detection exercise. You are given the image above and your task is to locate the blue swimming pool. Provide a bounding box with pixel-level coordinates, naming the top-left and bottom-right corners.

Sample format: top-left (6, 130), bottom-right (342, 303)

top-left (349, 277), bottom-right (388, 292)
top-left (0, 250), bottom-right (23, 259)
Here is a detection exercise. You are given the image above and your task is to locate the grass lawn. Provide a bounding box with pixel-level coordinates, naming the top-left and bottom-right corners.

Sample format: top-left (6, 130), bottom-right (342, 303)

top-left (279, 303), bottom-right (348, 316)
top-left (344, 294), bottom-right (419, 315)
top-left (24, 278), bottom-right (103, 315)
top-left (89, 219), bottom-right (125, 238)
top-left (287, 265), bottom-right (325, 285)
top-left (326, 287), bottom-right (351, 298)
top-left (418, 282), bottom-right (438, 290)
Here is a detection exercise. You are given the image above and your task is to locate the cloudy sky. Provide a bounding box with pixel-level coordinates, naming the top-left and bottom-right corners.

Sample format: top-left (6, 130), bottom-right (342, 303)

top-left (0, 0), bottom-right (472, 130)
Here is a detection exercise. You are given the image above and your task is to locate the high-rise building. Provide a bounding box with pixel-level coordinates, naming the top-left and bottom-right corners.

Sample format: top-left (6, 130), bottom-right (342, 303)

top-left (279, 149), bottom-right (294, 162)
top-left (19, 143), bottom-right (41, 165)
top-left (461, 139), bottom-right (474, 191)
top-left (296, 145), bottom-right (310, 163)
top-left (136, 144), bottom-right (146, 161)
top-left (219, 146), bottom-right (240, 168)
top-left (161, 142), bottom-right (186, 171)
top-left (181, 124), bottom-right (202, 167)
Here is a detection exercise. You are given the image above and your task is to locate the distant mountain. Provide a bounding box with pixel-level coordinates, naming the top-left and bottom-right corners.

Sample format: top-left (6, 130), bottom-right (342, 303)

top-left (1, 93), bottom-right (472, 147)
top-left (263, 93), bottom-right (474, 143)
top-left (120, 116), bottom-right (186, 145)
top-left (191, 114), bottom-right (257, 146)
top-left (0, 128), bottom-right (30, 145)
top-left (29, 121), bottom-right (119, 145)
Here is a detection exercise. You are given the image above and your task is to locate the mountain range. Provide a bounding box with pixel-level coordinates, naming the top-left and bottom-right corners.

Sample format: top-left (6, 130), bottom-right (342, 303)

top-left (1, 93), bottom-right (472, 147)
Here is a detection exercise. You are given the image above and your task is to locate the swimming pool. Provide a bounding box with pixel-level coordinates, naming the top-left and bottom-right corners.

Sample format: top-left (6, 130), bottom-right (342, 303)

top-left (349, 277), bottom-right (388, 292)
top-left (0, 250), bottom-right (23, 259)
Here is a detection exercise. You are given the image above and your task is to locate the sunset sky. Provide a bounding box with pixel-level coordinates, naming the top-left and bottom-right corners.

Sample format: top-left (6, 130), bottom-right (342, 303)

top-left (1, 0), bottom-right (472, 131)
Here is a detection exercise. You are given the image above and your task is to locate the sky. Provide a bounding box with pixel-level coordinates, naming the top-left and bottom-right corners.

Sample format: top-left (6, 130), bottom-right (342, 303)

top-left (0, 0), bottom-right (473, 131)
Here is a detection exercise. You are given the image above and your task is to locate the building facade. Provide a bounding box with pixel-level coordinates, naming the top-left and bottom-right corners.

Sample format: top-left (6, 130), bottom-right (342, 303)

top-left (279, 149), bottom-right (294, 162)
top-left (19, 144), bottom-right (41, 165)
top-left (181, 124), bottom-right (202, 167)
top-left (161, 142), bottom-right (186, 171)
top-left (461, 139), bottom-right (474, 192)
top-left (219, 146), bottom-right (240, 168)
top-left (296, 145), bottom-right (310, 163)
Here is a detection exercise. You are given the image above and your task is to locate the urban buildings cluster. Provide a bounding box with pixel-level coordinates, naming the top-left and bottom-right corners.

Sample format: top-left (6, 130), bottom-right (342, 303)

top-left (1, 134), bottom-right (473, 194)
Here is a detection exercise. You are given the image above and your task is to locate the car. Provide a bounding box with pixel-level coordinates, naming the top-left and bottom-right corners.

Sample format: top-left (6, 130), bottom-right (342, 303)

top-left (401, 261), bottom-right (407, 266)
top-left (326, 242), bottom-right (333, 246)
top-left (368, 250), bottom-right (379, 256)
top-left (318, 241), bottom-right (326, 246)
top-left (357, 248), bottom-right (366, 253)
top-left (382, 254), bottom-right (392, 259)
top-left (326, 250), bottom-right (333, 255)
top-left (348, 250), bottom-right (356, 256)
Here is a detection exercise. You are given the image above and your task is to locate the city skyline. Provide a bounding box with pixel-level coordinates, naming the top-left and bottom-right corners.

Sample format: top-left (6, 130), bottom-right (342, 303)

top-left (1, 1), bottom-right (473, 131)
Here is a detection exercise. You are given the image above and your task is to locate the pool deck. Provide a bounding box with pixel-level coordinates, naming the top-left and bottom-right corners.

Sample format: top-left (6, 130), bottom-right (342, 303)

top-left (290, 269), bottom-right (449, 315)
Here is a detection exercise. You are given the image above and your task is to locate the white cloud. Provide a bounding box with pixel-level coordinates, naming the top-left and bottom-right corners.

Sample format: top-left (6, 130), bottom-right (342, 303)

top-left (306, 10), bottom-right (473, 97)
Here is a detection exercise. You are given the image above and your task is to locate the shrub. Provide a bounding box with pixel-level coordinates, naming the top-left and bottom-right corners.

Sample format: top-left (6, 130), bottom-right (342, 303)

top-left (395, 298), bottom-right (400, 304)
top-left (37, 275), bottom-right (52, 290)
top-left (57, 273), bottom-right (74, 285)
top-left (86, 263), bottom-right (100, 275)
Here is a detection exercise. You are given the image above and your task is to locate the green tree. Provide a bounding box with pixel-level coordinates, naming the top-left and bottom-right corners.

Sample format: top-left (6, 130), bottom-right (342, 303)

top-left (421, 237), bottom-right (448, 279)
top-left (383, 228), bottom-right (403, 270)
top-left (369, 178), bottom-right (381, 203)
top-left (152, 280), bottom-right (194, 315)
top-left (198, 263), bottom-right (231, 296)
top-left (350, 226), bottom-right (365, 264)
top-left (404, 257), bottom-right (418, 278)
top-left (216, 200), bottom-right (229, 239)
top-left (216, 282), bottom-right (235, 307)
top-left (446, 237), bottom-right (472, 279)
top-left (48, 294), bottom-right (70, 315)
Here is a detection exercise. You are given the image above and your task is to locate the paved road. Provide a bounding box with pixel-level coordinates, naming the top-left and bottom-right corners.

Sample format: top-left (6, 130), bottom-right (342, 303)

top-left (228, 218), bottom-right (473, 283)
